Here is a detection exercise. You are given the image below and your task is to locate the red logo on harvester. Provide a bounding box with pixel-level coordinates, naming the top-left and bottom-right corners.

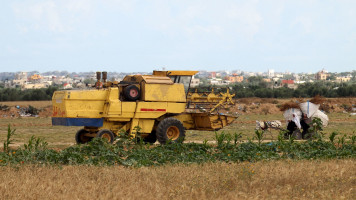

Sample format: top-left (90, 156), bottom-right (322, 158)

top-left (53, 106), bottom-right (66, 117)
top-left (140, 108), bottom-right (166, 112)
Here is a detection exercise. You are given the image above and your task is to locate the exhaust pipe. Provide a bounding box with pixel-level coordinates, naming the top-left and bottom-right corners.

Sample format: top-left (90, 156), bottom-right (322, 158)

top-left (102, 71), bottom-right (107, 83)
top-left (96, 71), bottom-right (101, 82)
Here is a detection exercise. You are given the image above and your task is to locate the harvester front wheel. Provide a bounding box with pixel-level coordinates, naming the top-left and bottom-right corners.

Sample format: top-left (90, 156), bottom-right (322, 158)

top-left (156, 118), bottom-right (185, 144)
top-left (75, 129), bottom-right (92, 144)
top-left (97, 129), bottom-right (115, 143)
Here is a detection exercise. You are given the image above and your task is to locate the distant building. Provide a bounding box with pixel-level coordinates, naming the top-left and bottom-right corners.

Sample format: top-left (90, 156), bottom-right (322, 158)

top-left (267, 69), bottom-right (274, 78)
top-left (315, 69), bottom-right (328, 80)
top-left (228, 76), bottom-right (243, 83)
top-left (275, 74), bottom-right (284, 78)
top-left (190, 76), bottom-right (200, 87)
top-left (263, 78), bottom-right (271, 83)
top-left (22, 83), bottom-right (49, 89)
top-left (335, 76), bottom-right (351, 82)
top-left (209, 78), bottom-right (229, 85)
top-left (295, 80), bottom-right (306, 84)
top-left (282, 80), bottom-right (294, 84)
top-left (12, 79), bottom-right (27, 87)
top-left (281, 80), bottom-right (296, 89)
top-left (11, 71), bottom-right (28, 88)
top-left (247, 72), bottom-right (256, 77)
top-left (30, 74), bottom-right (42, 82)
top-left (63, 83), bottom-right (73, 89)
top-left (15, 72), bottom-right (27, 80)
top-left (272, 77), bottom-right (280, 82)
top-left (211, 72), bottom-right (216, 78)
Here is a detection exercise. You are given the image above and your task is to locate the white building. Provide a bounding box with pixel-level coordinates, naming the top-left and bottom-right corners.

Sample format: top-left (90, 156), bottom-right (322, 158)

top-left (209, 78), bottom-right (230, 85)
top-left (190, 76), bottom-right (200, 87)
top-left (267, 69), bottom-right (275, 78)
top-left (15, 72), bottom-right (27, 80)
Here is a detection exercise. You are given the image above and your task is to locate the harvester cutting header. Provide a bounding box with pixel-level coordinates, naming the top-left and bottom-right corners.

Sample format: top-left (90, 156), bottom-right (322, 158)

top-left (52, 70), bottom-right (237, 144)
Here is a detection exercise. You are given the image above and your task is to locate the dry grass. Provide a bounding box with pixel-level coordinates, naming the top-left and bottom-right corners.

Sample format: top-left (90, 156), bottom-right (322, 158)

top-left (0, 160), bottom-right (355, 199)
top-left (279, 101), bottom-right (300, 111)
top-left (310, 95), bottom-right (325, 105)
top-left (0, 101), bottom-right (51, 108)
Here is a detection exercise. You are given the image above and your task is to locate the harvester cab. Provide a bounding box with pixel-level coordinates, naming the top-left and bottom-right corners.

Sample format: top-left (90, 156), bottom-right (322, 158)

top-left (52, 70), bottom-right (237, 144)
top-left (153, 70), bottom-right (198, 94)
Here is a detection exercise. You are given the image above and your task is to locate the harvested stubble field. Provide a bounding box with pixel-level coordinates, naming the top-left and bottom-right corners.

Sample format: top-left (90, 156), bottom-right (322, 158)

top-left (0, 98), bottom-right (355, 199)
top-left (0, 160), bottom-right (355, 199)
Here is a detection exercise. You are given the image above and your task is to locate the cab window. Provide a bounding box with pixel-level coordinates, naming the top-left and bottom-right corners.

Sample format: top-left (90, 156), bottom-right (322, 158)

top-left (169, 75), bottom-right (192, 94)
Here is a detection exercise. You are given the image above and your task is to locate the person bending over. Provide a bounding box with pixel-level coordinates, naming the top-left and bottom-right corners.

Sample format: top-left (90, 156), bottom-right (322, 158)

top-left (300, 113), bottom-right (311, 139)
top-left (286, 113), bottom-right (301, 138)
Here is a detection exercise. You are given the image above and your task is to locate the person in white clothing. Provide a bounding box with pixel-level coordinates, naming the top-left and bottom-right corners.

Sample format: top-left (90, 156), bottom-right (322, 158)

top-left (286, 113), bottom-right (301, 137)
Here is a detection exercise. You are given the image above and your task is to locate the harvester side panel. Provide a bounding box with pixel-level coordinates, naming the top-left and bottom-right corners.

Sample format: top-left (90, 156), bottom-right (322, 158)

top-left (53, 90), bottom-right (107, 118)
top-left (52, 90), bottom-right (107, 127)
top-left (142, 83), bottom-right (186, 102)
top-left (104, 88), bottom-right (122, 116)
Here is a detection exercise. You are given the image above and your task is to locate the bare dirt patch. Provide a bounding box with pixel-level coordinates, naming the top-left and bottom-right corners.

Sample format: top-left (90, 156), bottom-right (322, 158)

top-left (1, 98), bottom-right (355, 118)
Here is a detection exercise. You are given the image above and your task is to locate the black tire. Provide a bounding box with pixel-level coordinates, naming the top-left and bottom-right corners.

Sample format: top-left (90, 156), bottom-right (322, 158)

top-left (75, 129), bottom-right (92, 144)
top-left (124, 85), bottom-right (140, 101)
top-left (96, 129), bottom-right (115, 143)
top-left (143, 131), bottom-right (157, 144)
top-left (156, 118), bottom-right (185, 144)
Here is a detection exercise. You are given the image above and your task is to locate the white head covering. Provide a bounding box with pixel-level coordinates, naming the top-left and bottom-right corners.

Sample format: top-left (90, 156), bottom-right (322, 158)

top-left (292, 112), bottom-right (301, 129)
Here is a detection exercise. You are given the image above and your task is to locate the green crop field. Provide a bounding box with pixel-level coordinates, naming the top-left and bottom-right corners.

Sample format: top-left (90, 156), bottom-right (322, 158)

top-left (0, 112), bottom-right (355, 149)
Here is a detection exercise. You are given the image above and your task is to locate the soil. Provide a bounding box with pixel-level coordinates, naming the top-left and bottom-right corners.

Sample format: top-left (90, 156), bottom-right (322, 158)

top-left (0, 98), bottom-right (355, 118)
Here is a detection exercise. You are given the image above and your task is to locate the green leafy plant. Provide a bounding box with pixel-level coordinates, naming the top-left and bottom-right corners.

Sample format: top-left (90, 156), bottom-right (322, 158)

top-left (233, 132), bottom-right (243, 145)
top-left (337, 134), bottom-right (347, 148)
top-left (133, 126), bottom-right (146, 146)
top-left (278, 130), bottom-right (287, 144)
top-left (0, 126), bottom-right (355, 167)
top-left (310, 117), bottom-right (324, 140)
top-left (329, 132), bottom-right (338, 144)
top-left (23, 136), bottom-right (48, 151)
top-left (288, 133), bottom-right (295, 144)
top-left (349, 134), bottom-right (356, 145)
top-left (311, 117), bottom-right (323, 132)
top-left (3, 125), bottom-right (16, 153)
top-left (254, 130), bottom-right (264, 146)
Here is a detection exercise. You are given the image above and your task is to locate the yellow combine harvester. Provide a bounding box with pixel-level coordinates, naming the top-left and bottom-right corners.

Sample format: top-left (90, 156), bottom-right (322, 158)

top-left (187, 88), bottom-right (235, 113)
top-left (52, 70), bottom-right (237, 144)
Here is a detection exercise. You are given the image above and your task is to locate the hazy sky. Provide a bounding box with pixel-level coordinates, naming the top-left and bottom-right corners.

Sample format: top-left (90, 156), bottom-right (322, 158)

top-left (1, 0), bottom-right (356, 73)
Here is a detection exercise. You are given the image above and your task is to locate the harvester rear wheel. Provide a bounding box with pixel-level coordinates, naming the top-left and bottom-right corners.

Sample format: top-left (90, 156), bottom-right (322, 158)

top-left (97, 129), bottom-right (115, 143)
top-left (156, 118), bottom-right (185, 144)
top-left (124, 85), bottom-right (140, 101)
top-left (75, 129), bottom-right (92, 144)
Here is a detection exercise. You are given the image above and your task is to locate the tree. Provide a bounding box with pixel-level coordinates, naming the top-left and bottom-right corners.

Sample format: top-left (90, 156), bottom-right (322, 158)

top-left (84, 78), bottom-right (95, 85)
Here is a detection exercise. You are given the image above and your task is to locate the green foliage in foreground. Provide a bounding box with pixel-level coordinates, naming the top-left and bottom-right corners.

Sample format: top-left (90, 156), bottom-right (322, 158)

top-left (0, 126), bottom-right (355, 167)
